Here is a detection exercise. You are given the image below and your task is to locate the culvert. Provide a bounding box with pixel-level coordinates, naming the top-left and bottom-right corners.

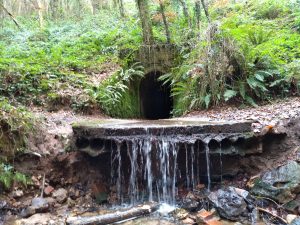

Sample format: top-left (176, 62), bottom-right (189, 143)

top-left (139, 71), bottom-right (173, 119)
top-left (72, 119), bottom-right (286, 204)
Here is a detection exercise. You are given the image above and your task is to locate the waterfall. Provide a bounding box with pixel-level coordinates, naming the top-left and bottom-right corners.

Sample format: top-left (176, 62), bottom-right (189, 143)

top-left (205, 142), bottom-right (211, 192)
top-left (110, 135), bottom-right (217, 205)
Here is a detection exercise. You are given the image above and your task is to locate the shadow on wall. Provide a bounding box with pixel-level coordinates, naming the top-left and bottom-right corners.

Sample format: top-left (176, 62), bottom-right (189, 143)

top-left (140, 71), bottom-right (173, 120)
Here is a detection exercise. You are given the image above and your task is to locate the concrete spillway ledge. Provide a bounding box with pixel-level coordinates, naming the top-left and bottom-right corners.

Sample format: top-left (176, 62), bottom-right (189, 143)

top-left (72, 118), bottom-right (253, 137)
top-left (72, 118), bottom-right (260, 157)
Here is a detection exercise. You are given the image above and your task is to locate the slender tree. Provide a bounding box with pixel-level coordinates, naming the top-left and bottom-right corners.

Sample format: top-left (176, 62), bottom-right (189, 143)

top-left (194, 0), bottom-right (201, 29)
top-left (200, 0), bottom-right (210, 22)
top-left (0, 2), bottom-right (21, 29)
top-left (119, 0), bottom-right (125, 17)
top-left (0, 0), bottom-right (4, 27)
top-left (36, 0), bottom-right (45, 28)
top-left (178, 0), bottom-right (191, 28)
top-left (158, 0), bottom-right (171, 43)
top-left (135, 0), bottom-right (154, 44)
top-left (50, 0), bottom-right (59, 20)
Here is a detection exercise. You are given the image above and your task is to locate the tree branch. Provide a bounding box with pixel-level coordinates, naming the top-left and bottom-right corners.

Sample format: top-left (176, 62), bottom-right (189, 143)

top-left (0, 3), bottom-right (21, 29)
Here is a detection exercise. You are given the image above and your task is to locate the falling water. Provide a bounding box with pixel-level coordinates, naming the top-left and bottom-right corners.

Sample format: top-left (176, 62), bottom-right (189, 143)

top-left (185, 144), bottom-right (190, 189)
top-left (191, 145), bottom-right (195, 189)
top-left (127, 140), bottom-right (138, 205)
top-left (219, 146), bottom-right (223, 185)
top-left (110, 135), bottom-right (218, 205)
top-left (111, 141), bottom-right (123, 203)
top-left (205, 142), bottom-right (211, 191)
top-left (143, 137), bottom-right (153, 201)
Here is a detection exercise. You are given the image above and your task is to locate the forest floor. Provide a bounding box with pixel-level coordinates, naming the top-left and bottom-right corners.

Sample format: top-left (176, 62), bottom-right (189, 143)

top-left (186, 96), bottom-right (300, 133)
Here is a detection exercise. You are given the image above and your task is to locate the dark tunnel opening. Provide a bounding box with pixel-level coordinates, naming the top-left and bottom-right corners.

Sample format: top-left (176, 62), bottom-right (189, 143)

top-left (140, 71), bottom-right (173, 120)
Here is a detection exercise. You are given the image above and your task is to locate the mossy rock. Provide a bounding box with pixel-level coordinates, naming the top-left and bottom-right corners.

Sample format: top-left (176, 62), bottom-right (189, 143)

top-left (251, 161), bottom-right (300, 204)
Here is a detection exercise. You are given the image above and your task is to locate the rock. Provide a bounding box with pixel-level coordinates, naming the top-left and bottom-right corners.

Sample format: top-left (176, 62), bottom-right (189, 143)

top-left (45, 197), bottom-right (56, 205)
top-left (15, 213), bottom-right (54, 225)
top-left (291, 218), bottom-right (300, 225)
top-left (31, 176), bottom-right (41, 187)
top-left (208, 187), bottom-right (248, 221)
top-left (234, 188), bottom-right (249, 199)
top-left (172, 208), bottom-right (189, 220)
top-left (20, 206), bottom-right (36, 218)
top-left (0, 200), bottom-right (7, 209)
top-left (287, 215), bottom-right (298, 224)
top-left (31, 197), bottom-right (49, 211)
top-left (180, 192), bottom-right (201, 212)
top-left (196, 209), bottom-right (223, 225)
top-left (44, 186), bottom-right (54, 196)
top-left (251, 161), bottom-right (300, 204)
top-left (69, 187), bottom-right (80, 200)
top-left (181, 198), bottom-right (199, 212)
top-left (21, 197), bottom-right (51, 218)
top-left (52, 188), bottom-right (68, 203)
top-left (13, 189), bottom-right (24, 198)
top-left (181, 217), bottom-right (195, 224)
top-left (205, 220), bottom-right (223, 225)
top-left (196, 209), bottom-right (214, 223)
top-left (67, 197), bottom-right (76, 208)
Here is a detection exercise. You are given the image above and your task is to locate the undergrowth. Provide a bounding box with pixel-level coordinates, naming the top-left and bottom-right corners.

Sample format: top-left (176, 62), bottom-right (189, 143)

top-left (0, 163), bottom-right (30, 191)
top-left (0, 99), bottom-right (33, 191)
top-left (161, 0), bottom-right (300, 116)
top-left (89, 62), bottom-right (145, 118)
top-left (0, 97), bottom-right (34, 161)
top-left (0, 0), bottom-right (299, 119)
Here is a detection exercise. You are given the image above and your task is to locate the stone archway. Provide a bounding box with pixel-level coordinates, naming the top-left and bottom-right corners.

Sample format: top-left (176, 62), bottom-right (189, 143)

top-left (140, 71), bottom-right (173, 119)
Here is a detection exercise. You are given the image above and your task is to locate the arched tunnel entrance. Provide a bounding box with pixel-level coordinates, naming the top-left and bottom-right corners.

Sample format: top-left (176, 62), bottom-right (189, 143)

top-left (140, 71), bottom-right (173, 120)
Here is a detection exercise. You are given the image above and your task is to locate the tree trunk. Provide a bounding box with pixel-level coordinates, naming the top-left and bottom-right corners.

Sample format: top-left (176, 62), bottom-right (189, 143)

top-left (0, 0), bottom-right (4, 27)
top-left (36, 0), bottom-right (44, 28)
top-left (159, 0), bottom-right (171, 43)
top-left (194, 0), bottom-right (201, 29)
top-left (179, 0), bottom-right (191, 28)
top-left (91, 0), bottom-right (101, 14)
top-left (50, 0), bottom-right (59, 20)
top-left (86, 0), bottom-right (94, 14)
top-left (200, 0), bottom-right (210, 22)
top-left (136, 0), bottom-right (154, 45)
top-left (119, 0), bottom-right (125, 17)
top-left (66, 202), bottom-right (159, 225)
top-left (0, 2), bottom-right (21, 29)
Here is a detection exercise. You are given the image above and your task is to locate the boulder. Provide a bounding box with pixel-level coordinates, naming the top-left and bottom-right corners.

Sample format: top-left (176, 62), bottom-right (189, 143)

top-left (21, 197), bottom-right (49, 218)
top-left (31, 197), bottom-right (49, 210)
top-left (208, 187), bottom-right (248, 221)
top-left (251, 161), bottom-right (300, 204)
top-left (52, 188), bottom-right (68, 204)
top-left (181, 198), bottom-right (200, 212)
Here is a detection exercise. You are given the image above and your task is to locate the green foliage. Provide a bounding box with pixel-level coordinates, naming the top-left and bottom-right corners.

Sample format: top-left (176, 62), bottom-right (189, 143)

top-left (1, 0), bottom-right (299, 119)
top-left (0, 13), bottom-right (142, 110)
top-left (163, 0), bottom-right (300, 116)
top-left (251, 0), bottom-right (290, 19)
top-left (90, 62), bottom-right (145, 118)
top-left (0, 163), bottom-right (30, 190)
top-left (0, 98), bottom-right (34, 160)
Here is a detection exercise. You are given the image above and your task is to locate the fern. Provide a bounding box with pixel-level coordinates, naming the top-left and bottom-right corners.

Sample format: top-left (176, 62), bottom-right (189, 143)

top-left (93, 62), bottom-right (145, 117)
top-left (0, 164), bottom-right (30, 190)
